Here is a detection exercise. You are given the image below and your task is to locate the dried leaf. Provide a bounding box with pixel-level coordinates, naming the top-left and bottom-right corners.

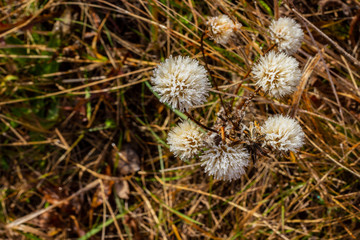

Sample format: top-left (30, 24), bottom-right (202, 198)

top-left (39, 184), bottom-right (81, 215)
top-left (32, 210), bottom-right (63, 229)
top-left (114, 180), bottom-right (129, 199)
top-left (112, 144), bottom-right (140, 175)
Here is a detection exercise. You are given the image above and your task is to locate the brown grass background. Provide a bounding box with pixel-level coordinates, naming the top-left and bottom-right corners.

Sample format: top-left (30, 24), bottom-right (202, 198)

top-left (0, 0), bottom-right (360, 239)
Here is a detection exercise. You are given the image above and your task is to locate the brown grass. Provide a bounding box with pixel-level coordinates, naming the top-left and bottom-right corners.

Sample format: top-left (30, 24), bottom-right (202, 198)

top-left (0, 0), bottom-right (360, 239)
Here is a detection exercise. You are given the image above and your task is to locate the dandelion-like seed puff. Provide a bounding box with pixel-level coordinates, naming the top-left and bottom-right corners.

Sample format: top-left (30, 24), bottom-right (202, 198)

top-left (151, 56), bottom-right (211, 112)
top-left (261, 115), bottom-right (305, 152)
top-left (200, 143), bottom-right (249, 181)
top-left (252, 51), bottom-right (302, 98)
top-left (206, 15), bottom-right (241, 45)
top-left (167, 121), bottom-right (204, 161)
top-left (269, 17), bottom-right (304, 55)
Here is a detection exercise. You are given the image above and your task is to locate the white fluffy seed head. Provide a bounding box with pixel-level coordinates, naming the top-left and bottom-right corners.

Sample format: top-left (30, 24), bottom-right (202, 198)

top-left (269, 17), bottom-right (304, 55)
top-left (167, 121), bottom-right (204, 161)
top-left (252, 51), bottom-right (302, 98)
top-left (261, 115), bottom-right (305, 152)
top-left (200, 143), bottom-right (249, 181)
top-left (206, 15), bottom-right (241, 45)
top-left (151, 56), bottom-right (211, 112)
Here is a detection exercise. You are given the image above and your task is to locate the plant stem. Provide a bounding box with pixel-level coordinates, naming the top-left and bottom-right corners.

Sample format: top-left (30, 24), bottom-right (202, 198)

top-left (200, 31), bottom-right (237, 129)
top-left (185, 111), bottom-right (217, 133)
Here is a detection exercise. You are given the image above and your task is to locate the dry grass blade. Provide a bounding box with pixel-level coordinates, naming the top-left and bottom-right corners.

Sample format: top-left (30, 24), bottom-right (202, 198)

top-left (289, 52), bottom-right (321, 117)
top-left (291, 7), bottom-right (360, 67)
top-left (0, 67), bottom-right (153, 106)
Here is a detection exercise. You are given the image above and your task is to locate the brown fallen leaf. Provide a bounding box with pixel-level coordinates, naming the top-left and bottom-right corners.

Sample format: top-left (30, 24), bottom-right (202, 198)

top-left (32, 182), bottom-right (83, 234)
top-left (31, 209), bottom-right (63, 229)
top-left (39, 183), bottom-right (81, 215)
top-left (112, 144), bottom-right (140, 176)
top-left (114, 180), bottom-right (130, 199)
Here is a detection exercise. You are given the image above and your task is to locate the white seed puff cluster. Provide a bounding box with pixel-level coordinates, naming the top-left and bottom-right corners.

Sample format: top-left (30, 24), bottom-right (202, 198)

top-left (269, 17), bottom-right (304, 55)
top-left (252, 51), bottom-right (302, 98)
top-left (206, 15), bottom-right (241, 45)
top-left (261, 115), bottom-right (305, 152)
top-left (167, 121), bottom-right (204, 161)
top-left (200, 143), bottom-right (250, 181)
top-left (151, 56), bottom-right (211, 112)
top-left (155, 16), bottom-right (307, 182)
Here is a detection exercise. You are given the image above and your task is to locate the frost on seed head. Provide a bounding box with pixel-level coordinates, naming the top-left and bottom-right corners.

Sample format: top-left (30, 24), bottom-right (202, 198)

top-left (206, 15), bottom-right (241, 45)
top-left (252, 51), bottom-right (302, 98)
top-left (200, 143), bottom-right (249, 181)
top-left (261, 115), bottom-right (305, 152)
top-left (167, 120), bottom-right (204, 161)
top-left (269, 17), bottom-right (304, 55)
top-left (151, 56), bottom-right (211, 112)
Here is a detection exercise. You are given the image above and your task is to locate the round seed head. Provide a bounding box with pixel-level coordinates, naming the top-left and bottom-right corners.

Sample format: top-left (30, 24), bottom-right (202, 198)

top-left (252, 51), bottom-right (302, 98)
top-left (261, 115), bottom-right (305, 152)
top-left (200, 143), bottom-right (249, 181)
top-left (167, 120), bottom-right (204, 161)
top-left (206, 15), bottom-right (241, 45)
top-left (151, 56), bottom-right (211, 112)
top-left (269, 17), bottom-right (304, 55)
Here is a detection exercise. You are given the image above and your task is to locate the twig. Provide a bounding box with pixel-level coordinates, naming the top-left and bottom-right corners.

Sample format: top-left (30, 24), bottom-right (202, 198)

top-left (185, 112), bottom-right (217, 133)
top-left (230, 69), bottom-right (250, 107)
top-left (237, 86), bottom-right (261, 111)
top-left (200, 31), bottom-right (237, 129)
top-left (264, 43), bottom-right (276, 54)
